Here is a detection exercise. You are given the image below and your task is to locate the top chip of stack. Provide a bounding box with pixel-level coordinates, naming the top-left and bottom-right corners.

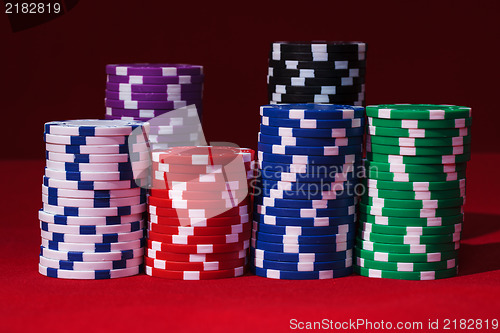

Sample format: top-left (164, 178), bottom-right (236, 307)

top-left (104, 64), bottom-right (206, 149)
top-left (355, 104), bottom-right (471, 281)
top-left (268, 41), bottom-right (366, 106)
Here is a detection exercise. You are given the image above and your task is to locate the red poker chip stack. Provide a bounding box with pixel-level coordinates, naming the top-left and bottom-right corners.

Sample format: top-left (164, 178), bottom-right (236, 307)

top-left (145, 146), bottom-right (256, 279)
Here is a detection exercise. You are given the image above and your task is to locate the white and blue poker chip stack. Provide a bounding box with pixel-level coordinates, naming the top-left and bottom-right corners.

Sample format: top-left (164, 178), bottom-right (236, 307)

top-left (268, 41), bottom-right (366, 106)
top-left (39, 119), bottom-right (150, 279)
top-left (104, 64), bottom-right (206, 150)
top-left (250, 104), bottom-right (365, 280)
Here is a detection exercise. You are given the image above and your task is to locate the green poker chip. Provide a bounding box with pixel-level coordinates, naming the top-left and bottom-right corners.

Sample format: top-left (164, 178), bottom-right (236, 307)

top-left (367, 135), bottom-right (471, 147)
top-left (367, 125), bottom-right (469, 138)
top-left (354, 247), bottom-right (459, 263)
top-left (354, 265), bottom-right (458, 280)
top-left (367, 152), bottom-right (471, 164)
top-left (365, 104), bottom-right (471, 120)
top-left (366, 187), bottom-right (467, 200)
top-left (362, 178), bottom-right (466, 191)
top-left (368, 117), bottom-right (472, 129)
top-left (367, 143), bottom-right (471, 156)
top-left (359, 213), bottom-right (464, 227)
top-left (356, 237), bottom-right (460, 254)
top-left (364, 169), bottom-right (467, 182)
top-left (360, 203), bottom-right (463, 218)
top-left (359, 230), bottom-right (462, 244)
top-left (356, 256), bottom-right (457, 272)
top-left (361, 196), bottom-right (465, 209)
top-left (363, 160), bottom-right (467, 174)
top-left (359, 222), bottom-right (463, 236)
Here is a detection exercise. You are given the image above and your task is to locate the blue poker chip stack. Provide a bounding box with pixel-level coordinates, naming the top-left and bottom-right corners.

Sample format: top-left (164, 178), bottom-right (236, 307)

top-left (250, 104), bottom-right (365, 280)
top-left (39, 119), bottom-right (150, 279)
top-left (104, 64), bottom-right (206, 149)
top-left (268, 41), bottom-right (366, 106)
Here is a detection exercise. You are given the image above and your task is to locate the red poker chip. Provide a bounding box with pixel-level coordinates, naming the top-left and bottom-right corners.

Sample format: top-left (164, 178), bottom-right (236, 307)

top-left (152, 160), bottom-right (255, 175)
top-left (152, 146), bottom-right (255, 165)
top-left (147, 196), bottom-right (250, 209)
top-left (146, 248), bottom-right (248, 262)
top-left (148, 204), bottom-right (249, 218)
top-left (144, 256), bottom-right (247, 271)
top-left (145, 265), bottom-right (246, 279)
top-left (148, 230), bottom-right (250, 244)
top-left (148, 221), bottom-right (251, 236)
top-left (151, 178), bottom-right (251, 191)
top-left (147, 239), bottom-right (250, 254)
top-left (148, 213), bottom-right (250, 227)
top-left (150, 188), bottom-right (245, 201)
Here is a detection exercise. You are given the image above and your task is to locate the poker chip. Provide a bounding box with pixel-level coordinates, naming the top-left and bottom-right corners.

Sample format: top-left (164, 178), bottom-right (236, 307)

top-left (106, 64), bottom-right (203, 76)
top-left (270, 51), bottom-right (365, 62)
top-left (39, 120), bottom-right (149, 279)
top-left (40, 246), bottom-right (144, 262)
top-left (41, 220), bottom-right (145, 235)
top-left (144, 256), bottom-right (246, 271)
top-left (39, 255), bottom-right (143, 270)
top-left (359, 213), bottom-right (464, 227)
top-left (354, 265), bottom-right (458, 280)
top-left (39, 263), bottom-right (142, 279)
top-left (260, 104), bottom-right (365, 119)
top-left (252, 266), bottom-right (353, 280)
top-left (256, 196), bottom-right (357, 209)
top-left (145, 265), bottom-right (245, 280)
top-left (368, 125), bottom-right (469, 138)
top-left (268, 67), bottom-right (365, 78)
top-left (253, 230), bottom-right (355, 244)
top-left (252, 238), bottom-right (354, 253)
top-left (365, 104), bottom-right (471, 120)
top-left (268, 75), bottom-right (365, 88)
top-left (255, 212), bottom-right (356, 227)
top-left (106, 82), bottom-right (203, 93)
top-left (147, 249), bottom-right (247, 262)
top-left (259, 133), bottom-right (363, 147)
top-left (253, 221), bottom-right (356, 236)
top-left (269, 83), bottom-right (365, 95)
top-left (251, 248), bottom-right (352, 263)
top-left (357, 104), bottom-right (470, 280)
top-left (261, 115), bottom-right (363, 129)
top-left (145, 146), bottom-right (254, 278)
top-left (269, 92), bottom-right (364, 104)
top-left (272, 41), bottom-right (366, 53)
top-left (367, 134), bottom-right (471, 147)
top-left (104, 65), bottom-right (204, 153)
top-left (354, 247), bottom-right (459, 263)
top-left (260, 124), bottom-right (364, 138)
top-left (268, 59), bottom-right (366, 70)
top-left (257, 204), bottom-right (356, 218)
top-left (258, 142), bottom-right (362, 156)
top-left (363, 160), bottom-right (467, 174)
top-left (253, 257), bottom-right (352, 271)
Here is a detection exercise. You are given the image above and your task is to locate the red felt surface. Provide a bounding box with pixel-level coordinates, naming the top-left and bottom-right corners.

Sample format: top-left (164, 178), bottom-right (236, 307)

top-left (1, 153), bottom-right (499, 333)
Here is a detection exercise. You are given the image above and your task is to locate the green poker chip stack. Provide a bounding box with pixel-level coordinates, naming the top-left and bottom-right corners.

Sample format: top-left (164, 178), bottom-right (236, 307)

top-left (356, 104), bottom-right (472, 281)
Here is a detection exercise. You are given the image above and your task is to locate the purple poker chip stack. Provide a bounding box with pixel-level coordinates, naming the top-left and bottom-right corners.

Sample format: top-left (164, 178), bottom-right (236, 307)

top-left (105, 64), bottom-right (204, 121)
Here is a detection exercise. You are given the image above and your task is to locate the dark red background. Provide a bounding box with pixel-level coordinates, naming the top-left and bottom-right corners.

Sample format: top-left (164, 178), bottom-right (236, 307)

top-left (1, 0), bottom-right (500, 159)
top-left (1, 1), bottom-right (500, 333)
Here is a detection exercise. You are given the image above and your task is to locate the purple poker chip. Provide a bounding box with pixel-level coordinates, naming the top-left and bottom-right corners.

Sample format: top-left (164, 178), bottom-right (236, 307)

top-left (106, 64), bottom-right (203, 76)
top-left (106, 107), bottom-right (202, 121)
top-left (107, 74), bottom-right (204, 85)
top-left (104, 98), bottom-right (202, 110)
top-left (105, 90), bottom-right (203, 102)
top-left (106, 82), bottom-right (203, 93)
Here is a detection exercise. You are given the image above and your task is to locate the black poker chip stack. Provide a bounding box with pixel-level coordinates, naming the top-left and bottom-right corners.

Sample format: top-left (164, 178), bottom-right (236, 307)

top-left (267, 41), bottom-right (366, 106)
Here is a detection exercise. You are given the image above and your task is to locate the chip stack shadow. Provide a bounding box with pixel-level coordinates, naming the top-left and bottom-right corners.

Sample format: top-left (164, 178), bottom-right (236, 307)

top-left (39, 120), bottom-right (150, 279)
top-left (267, 42), bottom-right (366, 105)
top-left (145, 146), bottom-right (256, 280)
top-left (251, 104), bottom-right (365, 279)
top-left (104, 64), bottom-right (205, 149)
top-left (356, 104), bottom-right (472, 280)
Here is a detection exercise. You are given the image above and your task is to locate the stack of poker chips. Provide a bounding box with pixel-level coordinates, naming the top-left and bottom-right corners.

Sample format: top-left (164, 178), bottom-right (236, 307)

top-left (104, 63), bottom-right (204, 130)
top-left (251, 104), bottom-right (365, 280)
top-left (267, 42), bottom-right (366, 106)
top-left (356, 104), bottom-right (471, 280)
top-left (39, 120), bottom-right (150, 279)
top-left (145, 146), bottom-right (255, 280)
